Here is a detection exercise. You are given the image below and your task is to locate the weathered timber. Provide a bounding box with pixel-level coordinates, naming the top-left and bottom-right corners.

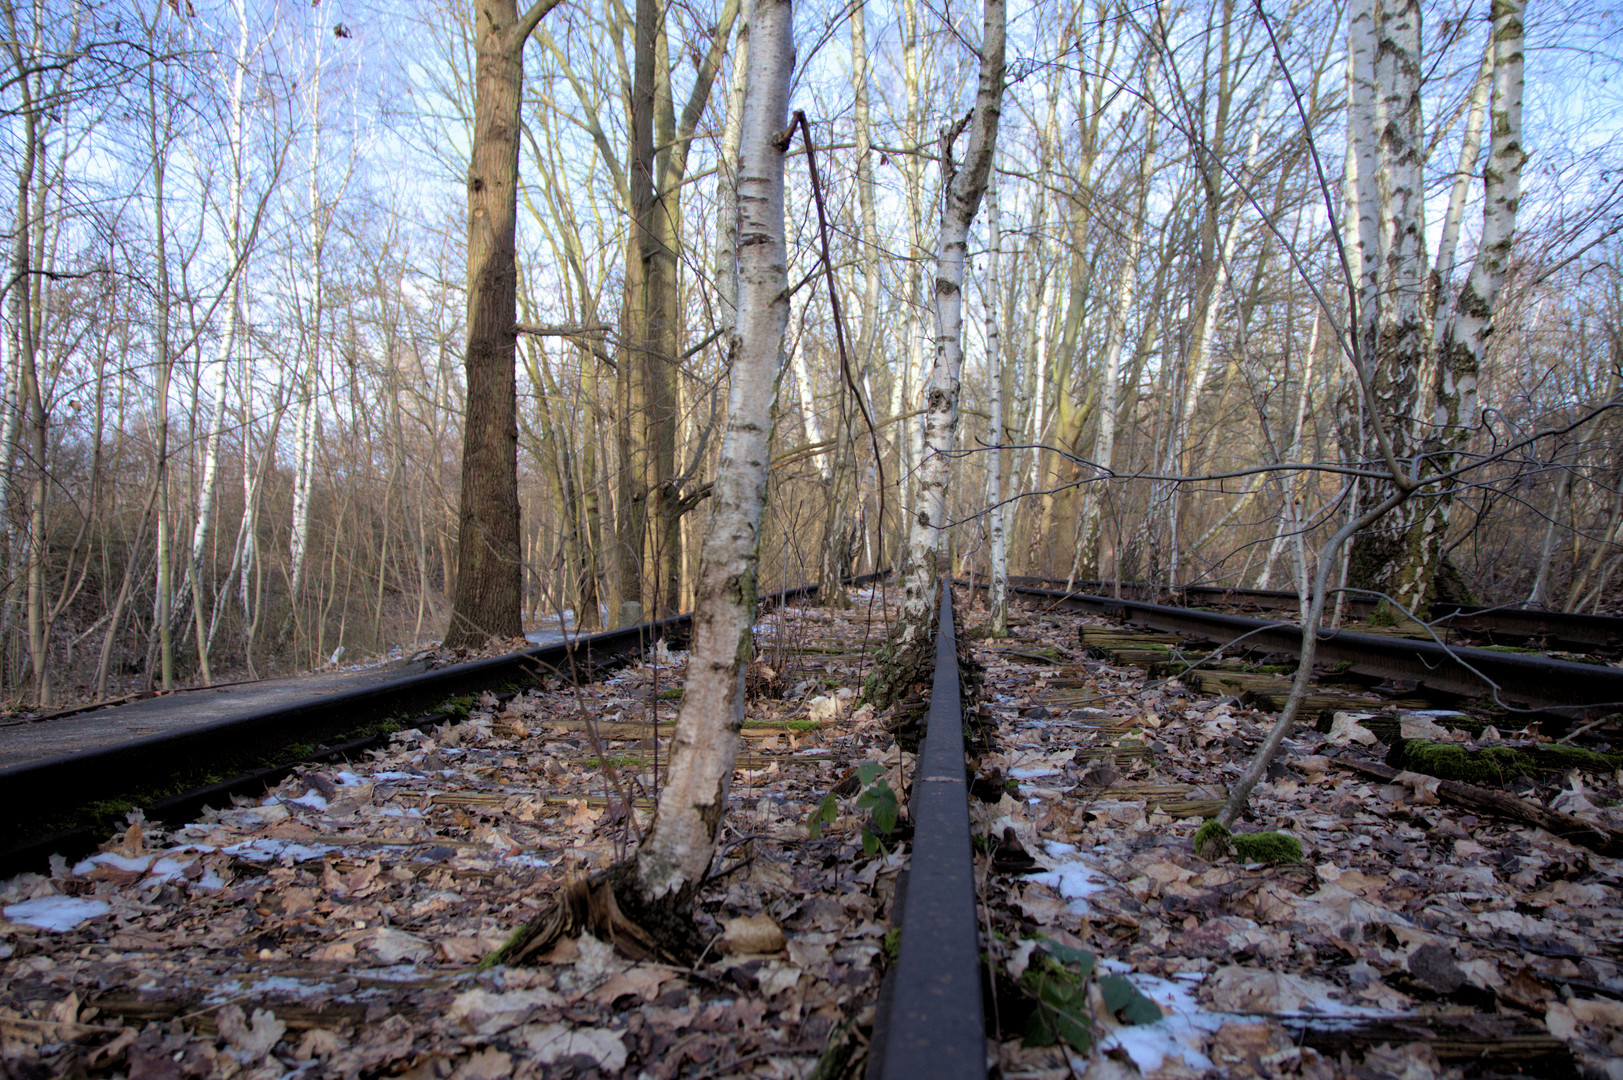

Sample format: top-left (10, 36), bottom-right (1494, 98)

top-left (1331, 754), bottom-right (1623, 857)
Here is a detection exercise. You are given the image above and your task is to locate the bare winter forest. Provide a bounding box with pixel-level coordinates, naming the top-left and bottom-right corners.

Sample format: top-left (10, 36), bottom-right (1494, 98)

top-left (2, 0), bottom-right (1620, 710)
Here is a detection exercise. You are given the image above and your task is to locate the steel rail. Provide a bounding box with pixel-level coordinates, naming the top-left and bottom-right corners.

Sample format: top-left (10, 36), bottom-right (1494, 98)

top-left (0, 574), bottom-right (884, 876)
top-left (1008, 583), bottom-right (1623, 715)
top-left (875, 580), bottom-right (985, 1080)
top-left (996, 575), bottom-right (1623, 652)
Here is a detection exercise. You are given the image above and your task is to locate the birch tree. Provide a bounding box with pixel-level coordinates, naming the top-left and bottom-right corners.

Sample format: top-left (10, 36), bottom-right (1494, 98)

top-left (867, 0), bottom-right (1006, 708)
top-left (983, 171), bottom-right (1008, 634)
top-left (630, 0), bottom-right (793, 906)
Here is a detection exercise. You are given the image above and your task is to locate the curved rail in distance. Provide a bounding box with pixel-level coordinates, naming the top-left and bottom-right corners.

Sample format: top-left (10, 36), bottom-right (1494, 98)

top-left (1006, 582), bottom-right (1623, 716)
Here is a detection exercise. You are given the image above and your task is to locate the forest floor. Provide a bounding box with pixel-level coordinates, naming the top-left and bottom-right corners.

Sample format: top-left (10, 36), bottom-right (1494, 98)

top-left (2, 588), bottom-right (1622, 1079)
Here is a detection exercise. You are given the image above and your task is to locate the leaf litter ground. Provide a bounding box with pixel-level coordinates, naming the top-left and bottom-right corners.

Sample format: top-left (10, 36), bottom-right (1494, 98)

top-left (0, 588), bottom-right (914, 1079)
top-left (5, 587), bottom-right (1623, 1078)
top-left (966, 596), bottom-right (1623, 1079)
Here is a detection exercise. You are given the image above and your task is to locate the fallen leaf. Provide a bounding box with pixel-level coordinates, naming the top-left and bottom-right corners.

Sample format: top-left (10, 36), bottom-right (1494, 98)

top-left (448, 987), bottom-right (564, 1035)
top-left (450, 1048), bottom-right (513, 1079)
top-left (1326, 712), bottom-right (1378, 748)
top-left (216, 1004), bottom-right (286, 1065)
top-left (519, 1022), bottom-right (628, 1070)
top-left (721, 914), bottom-right (785, 955)
top-left (368, 926), bottom-right (433, 963)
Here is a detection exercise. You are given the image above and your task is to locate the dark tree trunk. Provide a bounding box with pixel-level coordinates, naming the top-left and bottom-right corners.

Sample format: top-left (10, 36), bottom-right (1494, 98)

top-left (445, 0), bottom-right (563, 649)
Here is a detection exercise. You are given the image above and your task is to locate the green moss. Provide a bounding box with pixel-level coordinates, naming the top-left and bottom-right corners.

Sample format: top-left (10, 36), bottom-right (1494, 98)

top-left (1193, 819), bottom-right (1232, 860)
top-left (1366, 602), bottom-right (1398, 627)
top-left (1393, 739), bottom-right (1535, 785)
top-left (584, 756), bottom-right (640, 769)
top-left (1231, 831), bottom-right (1303, 864)
top-left (1537, 743), bottom-right (1622, 771)
top-left (1194, 820), bottom-right (1301, 864)
top-left (744, 719), bottom-right (820, 731)
top-left (437, 694), bottom-right (477, 720)
top-left (656, 688), bottom-right (684, 701)
top-left (883, 927), bottom-right (901, 961)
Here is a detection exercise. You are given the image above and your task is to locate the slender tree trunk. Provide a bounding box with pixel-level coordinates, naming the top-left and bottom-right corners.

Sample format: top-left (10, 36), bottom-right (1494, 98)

top-left (984, 172), bottom-right (1008, 635)
top-left (867, 0), bottom-right (1005, 707)
top-left (632, 0), bottom-right (792, 902)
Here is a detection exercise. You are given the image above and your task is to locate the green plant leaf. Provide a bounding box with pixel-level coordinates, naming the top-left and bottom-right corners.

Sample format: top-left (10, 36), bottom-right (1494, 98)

top-left (856, 762), bottom-right (884, 786)
top-left (858, 782), bottom-right (899, 835)
top-left (1038, 938), bottom-right (1097, 977)
top-left (861, 827), bottom-right (881, 857)
top-left (806, 792), bottom-right (838, 839)
top-left (1022, 995), bottom-right (1091, 1051)
top-left (1097, 975), bottom-right (1162, 1025)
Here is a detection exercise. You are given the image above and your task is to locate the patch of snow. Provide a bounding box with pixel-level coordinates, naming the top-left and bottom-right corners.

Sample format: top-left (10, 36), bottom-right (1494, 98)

top-left (374, 807), bottom-right (425, 818)
top-left (4, 895), bottom-right (111, 932)
top-left (1026, 859), bottom-right (1114, 914)
top-left (72, 852), bottom-right (155, 876)
top-left (1010, 767), bottom-right (1062, 779)
top-left (286, 792), bottom-right (329, 811)
top-left (371, 771), bottom-right (422, 781)
top-left (223, 838), bottom-right (337, 864)
top-left (502, 853), bottom-right (552, 868)
top-left (1097, 971), bottom-right (1233, 1073)
top-left (335, 771), bottom-right (367, 786)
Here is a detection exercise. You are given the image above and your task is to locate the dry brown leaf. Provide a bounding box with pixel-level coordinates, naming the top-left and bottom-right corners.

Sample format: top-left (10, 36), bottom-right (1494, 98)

top-left (721, 914), bottom-right (785, 955)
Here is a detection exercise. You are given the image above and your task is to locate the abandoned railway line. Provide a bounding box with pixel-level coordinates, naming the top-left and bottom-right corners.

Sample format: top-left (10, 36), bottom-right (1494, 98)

top-left (2, 576), bottom-right (1621, 1077)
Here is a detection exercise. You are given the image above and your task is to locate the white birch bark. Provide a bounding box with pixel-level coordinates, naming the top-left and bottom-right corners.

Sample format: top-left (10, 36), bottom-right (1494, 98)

top-left (184, 0), bottom-right (251, 685)
top-left (984, 172), bottom-right (1007, 635)
top-left (1430, 37), bottom-right (1493, 317)
top-left (710, 0), bottom-right (750, 342)
top-left (1347, 0), bottom-right (1382, 374)
top-left (1402, 0), bottom-right (1525, 610)
top-left (633, 0), bottom-right (792, 901)
top-left (287, 20), bottom-right (326, 630)
top-left (872, 0), bottom-right (1004, 700)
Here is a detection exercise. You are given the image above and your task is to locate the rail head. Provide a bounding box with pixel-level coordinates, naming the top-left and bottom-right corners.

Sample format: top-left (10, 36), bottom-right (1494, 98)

top-left (878, 579), bottom-right (986, 1080)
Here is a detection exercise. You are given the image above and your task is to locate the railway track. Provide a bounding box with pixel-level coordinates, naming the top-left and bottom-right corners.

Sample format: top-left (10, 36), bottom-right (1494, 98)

top-left (994, 574), bottom-right (1623, 656)
top-left (975, 579), bottom-right (1623, 722)
top-left (4, 576), bottom-right (1620, 1077)
top-left (0, 574), bottom-right (882, 878)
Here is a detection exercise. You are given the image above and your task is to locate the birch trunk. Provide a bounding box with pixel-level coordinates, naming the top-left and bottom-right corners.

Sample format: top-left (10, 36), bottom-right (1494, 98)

top-left (866, 0), bottom-right (1005, 707)
top-left (710, 0), bottom-right (750, 342)
top-left (185, 0), bottom-right (250, 686)
top-left (286, 24), bottom-right (326, 642)
top-left (984, 172), bottom-right (1007, 635)
top-left (816, 0), bottom-right (879, 607)
top-left (1399, 0), bottom-right (1525, 614)
top-left (632, 0), bottom-right (792, 901)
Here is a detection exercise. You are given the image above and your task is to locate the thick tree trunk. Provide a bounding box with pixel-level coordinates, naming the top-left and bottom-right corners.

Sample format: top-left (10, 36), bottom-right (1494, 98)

top-left (445, 0), bottom-right (563, 648)
top-left (632, 0), bottom-right (792, 902)
top-left (866, 0), bottom-right (1005, 708)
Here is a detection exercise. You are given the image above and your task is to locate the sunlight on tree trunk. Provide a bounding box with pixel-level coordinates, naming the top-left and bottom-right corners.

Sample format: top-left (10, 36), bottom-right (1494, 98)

top-left (632, 0), bottom-right (793, 903)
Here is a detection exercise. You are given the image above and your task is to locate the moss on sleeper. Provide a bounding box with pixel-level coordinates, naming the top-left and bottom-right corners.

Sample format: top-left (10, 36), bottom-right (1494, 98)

top-left (1391, 739), bottom-right (1621, 785)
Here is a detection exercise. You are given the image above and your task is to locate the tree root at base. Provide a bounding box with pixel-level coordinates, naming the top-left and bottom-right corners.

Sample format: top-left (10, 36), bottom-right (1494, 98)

top-left (483, 862), bottom-right (708, 968)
